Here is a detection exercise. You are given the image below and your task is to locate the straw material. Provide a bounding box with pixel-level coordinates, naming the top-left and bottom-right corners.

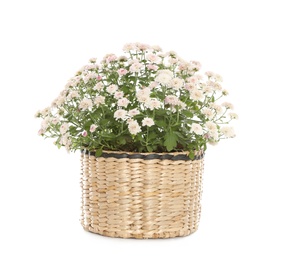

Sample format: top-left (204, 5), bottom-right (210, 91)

top-left (80, 150), bottom-right (204, 239)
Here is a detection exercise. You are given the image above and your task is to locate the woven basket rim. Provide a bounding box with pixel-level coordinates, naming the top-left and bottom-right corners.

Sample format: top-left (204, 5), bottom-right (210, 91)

top-left (81, 149), bottom-right (204, 161)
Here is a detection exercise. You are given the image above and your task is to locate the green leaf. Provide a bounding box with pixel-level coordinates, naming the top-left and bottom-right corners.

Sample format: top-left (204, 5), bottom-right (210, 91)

top-left (147, 146), bottom-right (153, 152)
top-left (189, 150), bottom-right (195, 160)
top-left (182, 110), bottom-right (193, 118)
top-left (95, 147), bottom-right (103, 157)
top-left (155, 120), bottom-right (167, 128)
top-left (164, 131), bottom-right (178, 152)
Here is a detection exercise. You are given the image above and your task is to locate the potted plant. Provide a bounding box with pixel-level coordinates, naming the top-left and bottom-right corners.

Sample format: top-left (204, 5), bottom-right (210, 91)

top-left (36, 42), bottom-right (237, 238)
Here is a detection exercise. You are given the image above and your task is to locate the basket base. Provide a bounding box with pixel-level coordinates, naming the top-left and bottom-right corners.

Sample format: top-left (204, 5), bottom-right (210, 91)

top-left (82, 224), bottom-right (198, 239)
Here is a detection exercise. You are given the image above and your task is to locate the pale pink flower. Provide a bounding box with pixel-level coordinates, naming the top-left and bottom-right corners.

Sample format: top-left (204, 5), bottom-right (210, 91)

top-left (210, 103), bottom-right (223, 115)
top-left (130, 62), bottom-right (143, 73)
top-left (94, 96), bottom-right (105, 106)
top-left (168, 78), bottom-right (184, 90)
top-left (117, 98), bottom-right (130, 108)
top-left (152, 45), bottom-right (162, 51)
top-left (146, 53), bottom-right (161, 63)
top-left (147, 64), bottom-right (159, 71)
top-left (69, 91), bottom-right (79, 99)
top-left (145, 98), bottom-right (162, 110)
top-left (82, 130), bottom-right (88, 137)
top-left (229, 112), bottom-right (238, 119)
top-left (142, 117), bottom-right (155, 127)
top-left (41, 107), bottom-right (50, 116)
top-left (128, 109), bottom-right (140, 117)
top-left (148, 81), bottom-right (159, 89)
top-left (202, 84), bottom-right (212, 94)
top-left (190, 89), bottom-right (204, 101)
top-left (184, 84), bottom-right (196, 92)
top-left (168, 57), bottom-right (179, 64)
top-left (96, 75), bottom-right (102, 81)
top-left (221, 126), bottom-right (235, 138)
top-left (155, 72), bottom-right (172, 85)
top-left (114, 109), bottom-right (128, 120)
top-left (202, 108), bottom-right (214, 120)
top-left (128, 120), bottom-right (141, 135)
top-left (60, 123), bottom-right (69, 134)
top-left (51, 117), bottom-right (60, 125)
top-left (222, 102), bottom-right (234, 110)
top-left (38, 129), bottom-right (44, 135)
top-left (60, 133), bottom-right (70, 145)
top-left (79, 98), bottom-right (93, 111)
top-left (89, 57), bottom-right (97, 63)
top-left (165, 95), bottom-right (180, 106)
top-left (136, 88), bottom-right (151, 103)
top-left (90, 124), bottom-right (98, 132)
top-left (213, 82), bottom-right (222, 91)
top-left (136, 43), bottom-right (150, 51)
top-left (205, 121), bottom-right (217, 132)
top-left (123, 43), bottom-right (137, 52)
top-left (106, 84), bottom-right (118, 94)
top-left (191, 61), bottom-right (202, 70)
top-left (191, 123), bottom-right (203, 135)
top-left (114, 91), bottom-right (124, 99)
top-left (104, 54), bottom-right (117, 63)
top-left (94, 82), bottom-right (104, 91)
top-left (117, 68), bottom-right (128, 76)
top-left (205, 71), bottom-right (215, 77)
top-left (41, 117), bottom-right (50, 130)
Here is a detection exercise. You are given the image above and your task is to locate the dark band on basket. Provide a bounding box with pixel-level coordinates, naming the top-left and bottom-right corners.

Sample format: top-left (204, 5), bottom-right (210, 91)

top-left (81, 149), bottom-right (204, 161)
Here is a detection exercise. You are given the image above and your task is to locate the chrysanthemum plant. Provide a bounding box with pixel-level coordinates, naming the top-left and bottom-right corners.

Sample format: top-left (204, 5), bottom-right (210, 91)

top-left (36, 43), bottom-right (237, 158)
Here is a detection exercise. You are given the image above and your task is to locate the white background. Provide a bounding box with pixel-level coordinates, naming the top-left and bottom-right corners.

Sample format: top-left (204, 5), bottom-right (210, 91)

top-left (1, 0), bottom-right (284, 259)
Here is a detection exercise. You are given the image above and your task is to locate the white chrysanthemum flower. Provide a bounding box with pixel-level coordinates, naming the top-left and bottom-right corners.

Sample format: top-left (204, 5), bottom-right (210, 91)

top-left (202, 108), bottom-right (214, 120)
top-left (142, 117), bottom-right (155, 127)
top-left (129, 62), bottom-right (143, 72)
top-left (155, 73), bottom-right (173, 85)
top-left (152, 45), bottom-right (162, 51)
top-left (148, 81), bottom-right (159, 89)
top-left (128, 108), bottom-right (140, 117)
top-left (221, 126), bottom-right (235, 138)
top-left (106, 84), bottom-right (118, 94)
top-left (41, 117), bottom-right (50, 130)
top-left (145, 98), bottom-right (162, 110)
top-left (146, 53), bottom-right (161, 63)
top-left (94, 96), bottom-right (105, 106)
top-left (213, 82), bottom-right (222, 91)
top-left (68, 91), bottom-right (79, 99)
top-left (123, 43), bottom-right (137, 52)
top-left (128, 120), bottom-right (141, 135)
top-left (210, 103), bottom-right (223, 115)
top-left (229, 112), bottom-right (238, 119)
top-left (79, 98), bottom-right (93, 111)
top-left (221, 102), bottom-right (234, 110)
top-left (94, 82), bottom-right (104, 91)
top-left (55, 96), bottom-right (65, 106)
top-left (190, 89), bottom-right (204, 101)
top-left (168, 78), bottom-right (184, 90)
top-left (114, 91), bottom-right (124, 99)
top-left (165, 95), bottom-right (180, 106)
top-left (205, 121), bottom-right (217, 132)
top-left (114, 109), bottom-right (128, 121)
top-left (202, 84), bottom-right (212, 94)
top-left (51, 117), bottom-right (60, 125)
top-left (60, 133), bottom-right (70, 145)
top-left (222, 89), bottom-right (229, 96)
top-left (191, 123), bottom-right (203, 135)
top-left (136, 88), bottom-right (151, 103)
top-left (60, 123), bottom-right (69, 134)
top-left (117, 98), bottom-right (130, 108)
top-left (41, 107), bottom-right (50, 116)
top-left (90, 124), bottom-right (98, 133)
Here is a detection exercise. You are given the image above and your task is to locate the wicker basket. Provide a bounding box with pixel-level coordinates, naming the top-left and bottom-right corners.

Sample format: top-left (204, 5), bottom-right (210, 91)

top-left (80, 150), bottom-right (204, 239)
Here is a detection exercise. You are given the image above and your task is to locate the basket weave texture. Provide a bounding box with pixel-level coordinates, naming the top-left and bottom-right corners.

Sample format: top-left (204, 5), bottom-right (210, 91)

top-left (80, 150), bottom-right (204, 239)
